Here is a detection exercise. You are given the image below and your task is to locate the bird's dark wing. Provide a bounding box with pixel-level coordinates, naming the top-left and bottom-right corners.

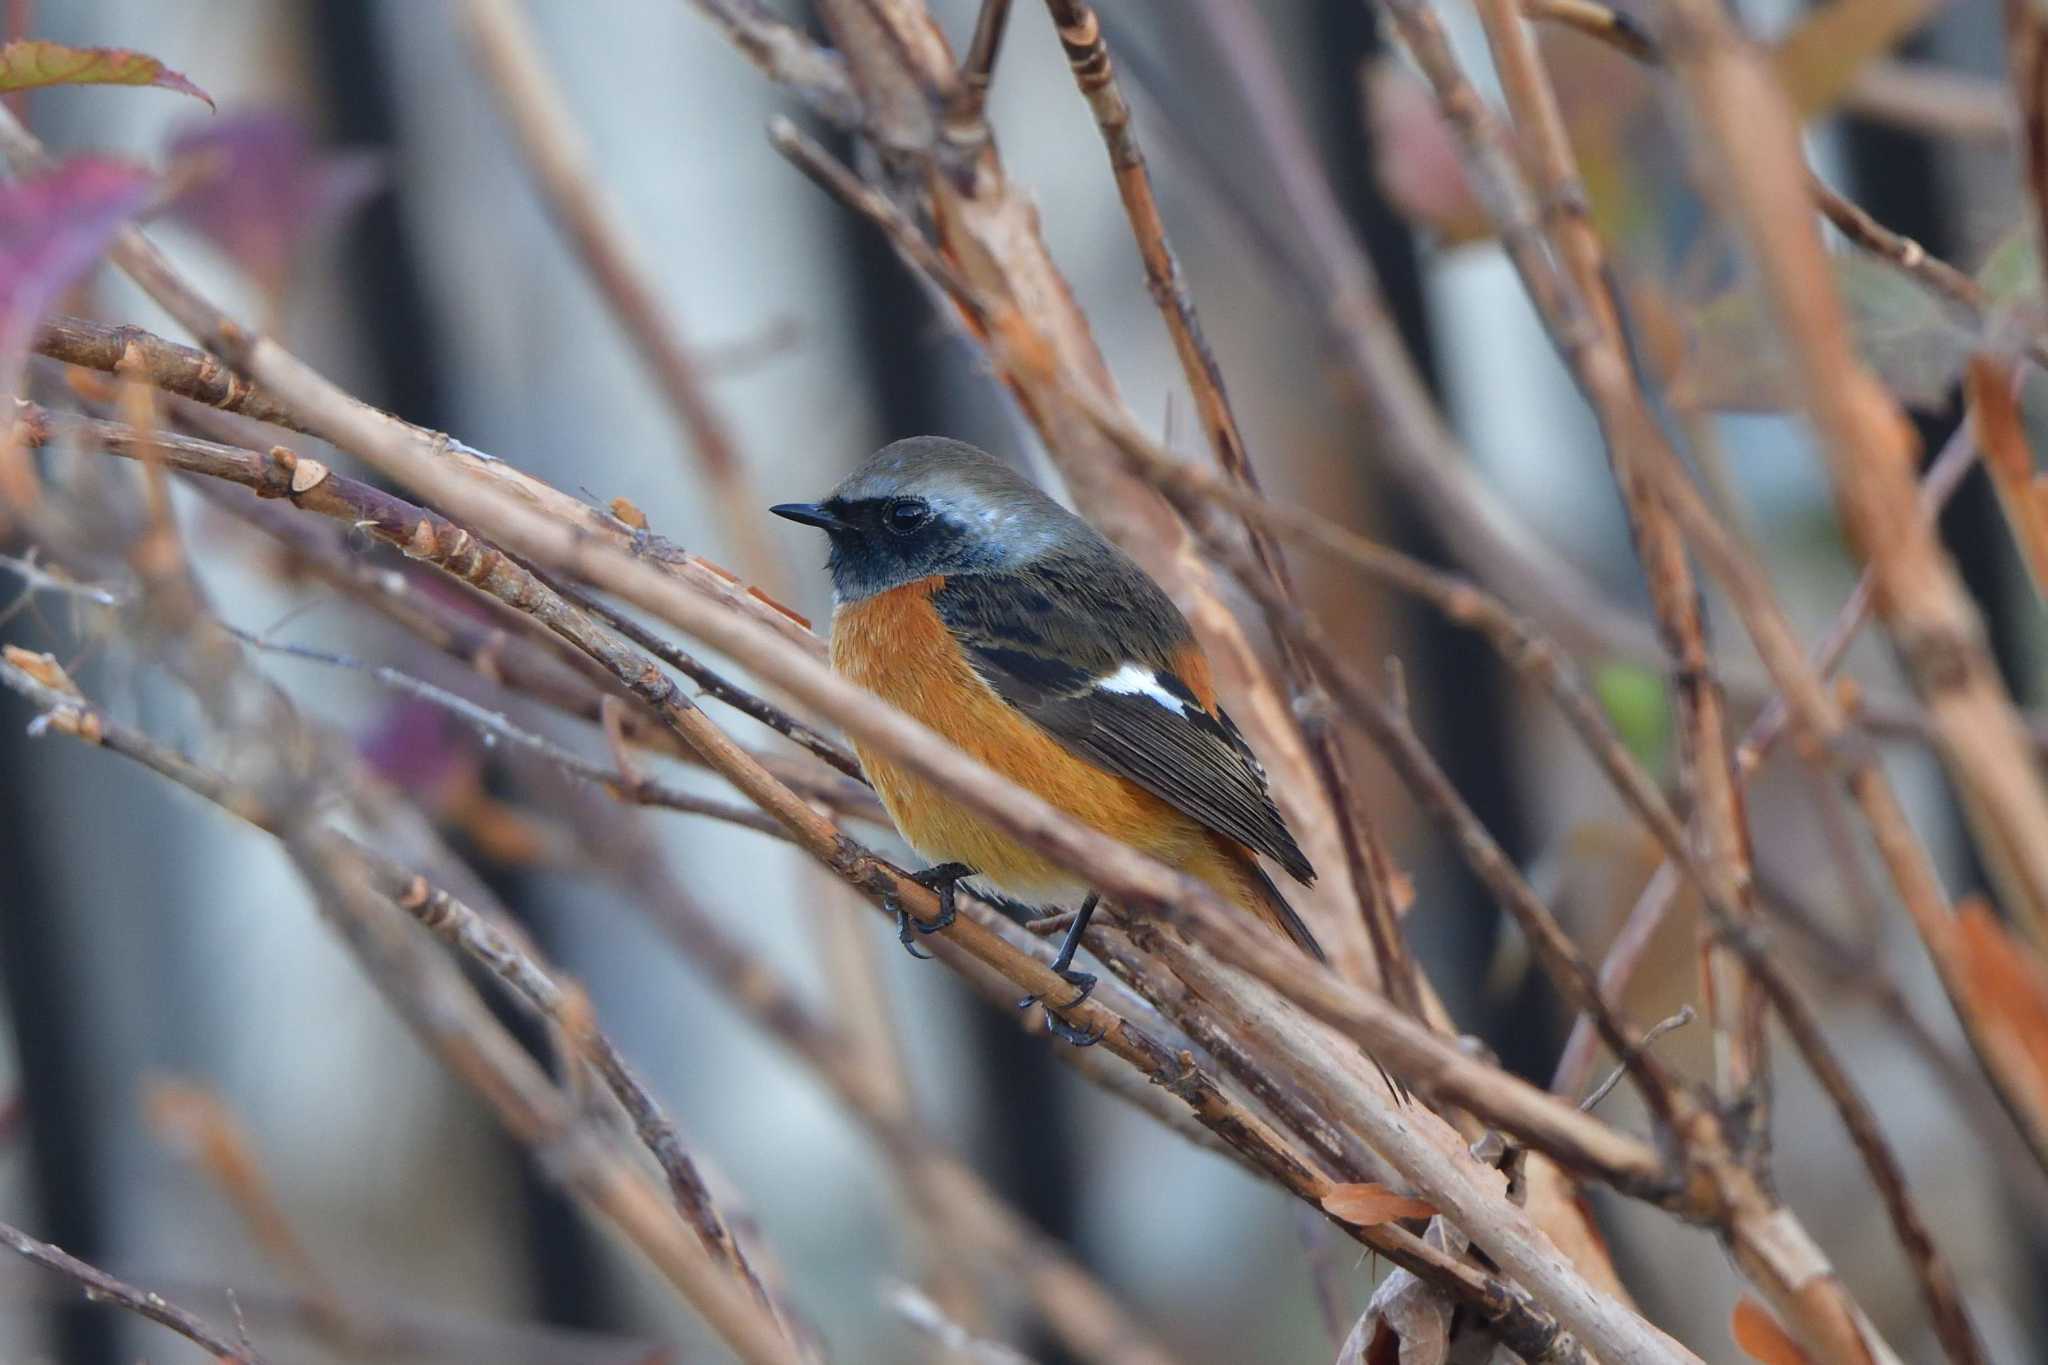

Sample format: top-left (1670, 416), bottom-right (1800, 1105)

top-left (932, 562), bottom-right (1315, 884)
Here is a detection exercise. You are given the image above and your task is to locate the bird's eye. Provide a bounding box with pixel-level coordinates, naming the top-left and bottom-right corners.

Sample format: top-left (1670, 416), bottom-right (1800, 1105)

top-left (883, 497), bottom-right (932, 535)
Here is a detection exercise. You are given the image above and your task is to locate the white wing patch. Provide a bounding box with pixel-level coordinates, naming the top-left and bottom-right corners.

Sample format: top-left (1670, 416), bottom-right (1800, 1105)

top-left (1094, 663), bottom-right (1188, 716)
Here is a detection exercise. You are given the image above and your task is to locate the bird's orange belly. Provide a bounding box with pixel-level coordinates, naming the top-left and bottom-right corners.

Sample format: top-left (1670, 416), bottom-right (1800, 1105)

top-left (830, 577), bottom-right (1208, 903)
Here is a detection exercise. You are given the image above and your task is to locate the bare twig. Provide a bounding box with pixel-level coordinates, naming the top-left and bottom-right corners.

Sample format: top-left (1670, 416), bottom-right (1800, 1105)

top-left (1042, 0), bottom-right (1417, 1012)
top-left (0, 1218), bottom-right (268, 1363)
top-left (461, 0), bottom-right (785, 588)
top-left (228, 626), bottom-right (792, 839)
top-left (0, 662), bottom-right (805, 1365)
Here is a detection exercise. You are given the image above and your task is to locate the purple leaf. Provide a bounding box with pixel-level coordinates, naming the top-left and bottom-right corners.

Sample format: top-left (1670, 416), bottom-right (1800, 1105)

top-left (164, 110), bottom-right (385, 293)
top-left (0, 40), bottom-right (213, 108)
top-left (0, 156), bottom-right (152, 367)
top-left (360, 699), bottom-right (474, 794)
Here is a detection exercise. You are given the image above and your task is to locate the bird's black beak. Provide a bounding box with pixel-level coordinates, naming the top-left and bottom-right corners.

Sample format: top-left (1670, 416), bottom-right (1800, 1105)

top-left (770, 502), bottom-right (850, 532)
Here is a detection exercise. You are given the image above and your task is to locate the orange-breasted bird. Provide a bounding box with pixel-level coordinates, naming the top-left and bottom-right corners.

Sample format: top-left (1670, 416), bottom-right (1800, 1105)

top-left (773, 436), bottom-right (1322, 1043)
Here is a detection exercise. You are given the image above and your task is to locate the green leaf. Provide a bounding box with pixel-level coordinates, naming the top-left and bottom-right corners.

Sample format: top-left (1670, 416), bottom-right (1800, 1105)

top-left (0, 40), bottom-right (212, 108)
top-left (1676, 253), bottom-right (1977, 411)
top-left (1975, 224), bottom-right (2038, 303)
top-left (1592, 662), bottom-right (1671, 774)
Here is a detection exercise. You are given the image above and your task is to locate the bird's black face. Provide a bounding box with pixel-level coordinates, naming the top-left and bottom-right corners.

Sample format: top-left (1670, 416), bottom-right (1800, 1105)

top-left (771, 494), bottom-right (998, 602)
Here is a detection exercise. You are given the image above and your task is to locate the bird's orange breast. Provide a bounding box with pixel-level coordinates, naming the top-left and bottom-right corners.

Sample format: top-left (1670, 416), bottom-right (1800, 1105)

top-left (830, 576), bottom-right (1214, 901)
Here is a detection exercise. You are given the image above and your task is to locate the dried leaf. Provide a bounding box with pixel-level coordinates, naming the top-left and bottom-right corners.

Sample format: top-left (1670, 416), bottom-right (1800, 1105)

top-left (1, 644), bottom-right (80, 696)
top-left (609, 495), bottom-right (648, 530)
top-left (164, 110), bottom-right (384, 293)
top-left (1771, 0), bottom-right (1938, 119)
top-left (0, 40), bottom-right (212, 107)
top-left (1676, 253), bottom-right (1977, 411)
top-left (1321, 1182), bottom-right (1438, 1227)
top-left (1966, 357), bottom-right (2048, 597)
top-left (0, 157), bottom-right (153, 364)
top-left (1954, 898), bottom-right (2048, 1118)
top-left (1731, 1298), bottom-right (1816, 1365)
top-left (1362, 58), bottom-right (1486, 245)
top-left (1340, 1268), bottom-right (1451, 1365)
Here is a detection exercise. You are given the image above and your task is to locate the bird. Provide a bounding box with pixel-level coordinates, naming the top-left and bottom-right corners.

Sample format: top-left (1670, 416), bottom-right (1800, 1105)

top-left (772, 435), bottom-right (1323, 1044)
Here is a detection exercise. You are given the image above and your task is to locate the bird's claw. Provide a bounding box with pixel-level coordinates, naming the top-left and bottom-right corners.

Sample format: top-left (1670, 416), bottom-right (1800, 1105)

top-left (885, 862), bottom-right (973, 959)
top-left (1019, 969), bottom-right (1102, 1046)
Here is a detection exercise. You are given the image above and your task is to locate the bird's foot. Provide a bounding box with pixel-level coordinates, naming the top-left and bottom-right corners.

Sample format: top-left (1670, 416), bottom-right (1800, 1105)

top-left (885, 862), bottom-right (974, 959)
top-left (1019, 967), bottom-right (1102, 1046)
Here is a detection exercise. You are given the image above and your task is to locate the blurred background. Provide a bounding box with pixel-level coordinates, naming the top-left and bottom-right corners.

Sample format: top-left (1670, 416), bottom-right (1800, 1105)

top-left (2, 0), bottom-right (2044, 1361)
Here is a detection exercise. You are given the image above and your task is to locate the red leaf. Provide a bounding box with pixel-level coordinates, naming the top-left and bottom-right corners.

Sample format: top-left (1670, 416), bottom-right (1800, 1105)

top-left (0, 157), bottom-right (152, 362)
top-left (1954, 898), bottom-right (2048, 1117)
top-left (1321, 1182), bottom-right (1438, 1227)
top-left (1362, 58), bottom-right (1486, 244)
top-left (164, 110), bottom-right (384, 293)
top-left (0, 40), bottom-right (212, 107)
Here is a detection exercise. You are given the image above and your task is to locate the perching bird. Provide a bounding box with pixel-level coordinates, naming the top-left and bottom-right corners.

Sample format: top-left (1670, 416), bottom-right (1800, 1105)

top-left (772, 436), bottom-right (1322, 1043)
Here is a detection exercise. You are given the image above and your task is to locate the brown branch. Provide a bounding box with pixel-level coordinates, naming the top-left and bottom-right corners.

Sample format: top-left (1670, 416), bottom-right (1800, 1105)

top-left (1335, 0), bottom-right (1981, 1352)
top-left (3, 658), bottom-right (805, 1363)
top-left (47, 364), bottom-right (1688, 1357)
top-left (2005, 0), bottom-right (2048, 289)
top-left (24, 393), bottom-right (1646, 1352)
top-left (807, 0), bottom-right (1404, 988)
top-left (188, 475), bottom-right (879, 819)
top-left (1185, 0), bottom-right (1660, 665)
top-left (1041, 0), bottom-right (1417, 1013)
top-left (1844, 60), bottom-right (2014, 142)
top-left (1413, 0), bottom-right (1769, 1130)
top-left (145, 1079), bottom-right (354, 1341)
top-left (0, 1219), bottom-right (267, 1363)
top-left (36, 313), bottom-right (302, 429)
top-left (592, 818), bottom-right (1182, 1365)
top-left (1966, 356), bottom-right (2048, 600)
top-left (226, 628), bottom-right (795, 840)
top-left (460, 0), bottom-right (786, 589)
top-left (674, 0), bottom-right (863, 128)
top-left (555, 579), bottom-right (864, 780)
top-left (1664, 0), bottom-right (2048, 946)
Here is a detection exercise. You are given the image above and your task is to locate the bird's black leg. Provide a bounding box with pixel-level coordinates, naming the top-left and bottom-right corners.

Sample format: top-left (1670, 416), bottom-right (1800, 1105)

top-left (884, 862), bottom-right (975, 959)
top-left (1020, 893), bottom-right (1103, 1045)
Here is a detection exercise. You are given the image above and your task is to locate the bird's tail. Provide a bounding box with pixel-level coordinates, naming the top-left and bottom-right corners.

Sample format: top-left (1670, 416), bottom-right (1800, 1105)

top-left (1201, 836), bottom-right (1327, 963)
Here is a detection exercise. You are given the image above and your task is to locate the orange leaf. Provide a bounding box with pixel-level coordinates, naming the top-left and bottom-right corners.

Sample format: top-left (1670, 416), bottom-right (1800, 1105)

top-left (609, 495), bottom-right (648, 530)
top-left (1954, 898), bottom-right (2048, 1114)
top-left (1321, 1182), bottom-right (1437, 1227)
top-left (1731, 1298), bottom-right (1815, 1365)
top-left (1967, 356), bottom-right (2048, 600)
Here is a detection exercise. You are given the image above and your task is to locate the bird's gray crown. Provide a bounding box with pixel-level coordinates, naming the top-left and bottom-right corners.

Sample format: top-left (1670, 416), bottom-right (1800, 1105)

top-left (782, 437), bottom-right (1103, 603)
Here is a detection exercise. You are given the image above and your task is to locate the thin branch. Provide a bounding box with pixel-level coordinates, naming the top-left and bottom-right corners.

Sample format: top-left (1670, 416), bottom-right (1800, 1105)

top-left (593, 816), bottom-right (1183, 1365)
top-left (0, 1218), bottom-right (268, 1364)
top-left (1042, 0), bottom-right (1418, 1012)
top-left (45, 373), bottom-right (1682, 1358)
top-left (2, 664), bottom-right (805, 1365)
top-left (554, 578), bottom-right (864, 780)
top-left (673, 0), bottom-right (863, 128)
top-left (228, 627), bottom-right (792, 839)
top-left (35, 313), bottom-right (303, 430)
top-left (461, 0), bottom-right (785, 588)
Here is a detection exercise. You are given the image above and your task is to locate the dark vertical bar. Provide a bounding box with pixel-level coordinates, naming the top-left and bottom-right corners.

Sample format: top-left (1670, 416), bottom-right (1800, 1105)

top-left (304, 0), bottom-right (614, 1333)
top-left (1312, 3), bottom-right (1544, 1075)
top-left (0, 758), bottom-right (115, 1363)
